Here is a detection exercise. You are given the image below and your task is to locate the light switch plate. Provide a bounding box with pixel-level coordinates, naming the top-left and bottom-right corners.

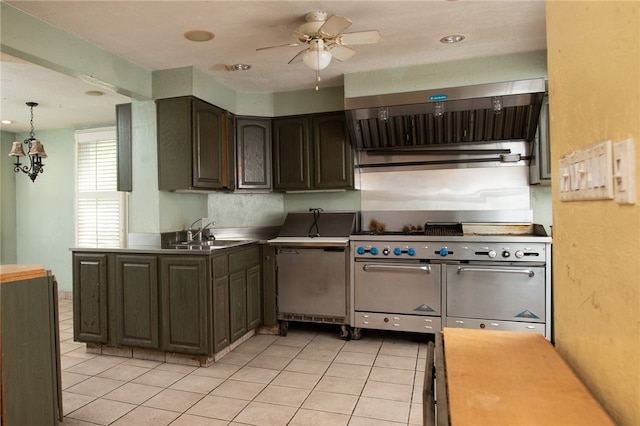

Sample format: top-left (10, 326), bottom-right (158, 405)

top-left (613, 138), bottom-right (636, 204)
top-left (559, 140), bottom-right (614, 201)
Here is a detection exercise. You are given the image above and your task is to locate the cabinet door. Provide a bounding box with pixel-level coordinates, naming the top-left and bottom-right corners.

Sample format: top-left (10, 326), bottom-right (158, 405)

top-left (115, 255), bottom-right (159, 349)
top-left (273, 116), bottom-right (311, 190)
top-left (116, 103), bottom-right (132, 192)
top-left (193, 99), bottom-right (227, 189)
top-left (313, 113), bottom-right (354, 189)
top-left (73, 253), bottom-right (108, 343)
top-left (246, 264), bottom-right (262, 330)
top-left (236, 117), bottom-right (272, 190)
top-left (212, 275), bottom-right (230, 352)
top-left (157, 97), bottom-right (193, 190)
top-left (160, 256), bottom-right (209, 354)
top-left (229, 271), bottom-right (247, 342)
top-left (212, 254), bottom-right (230, 353)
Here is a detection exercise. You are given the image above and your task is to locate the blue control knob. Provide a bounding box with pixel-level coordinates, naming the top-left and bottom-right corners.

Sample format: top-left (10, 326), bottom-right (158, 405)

top-left (407, 248), bottom-right (416, 256)
top-left (439, 247), bottom-right (449, 257)
top-left (370, 247), bottom-right (379, 255)
top-left (393, 247), bottom-right (402, 256)
top-left (357, 246), bottom-right (365, 255)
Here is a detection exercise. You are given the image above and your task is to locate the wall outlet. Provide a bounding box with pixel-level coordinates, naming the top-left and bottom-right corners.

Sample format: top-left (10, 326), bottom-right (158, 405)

top-left (613, 138), bottom-right (636, 204)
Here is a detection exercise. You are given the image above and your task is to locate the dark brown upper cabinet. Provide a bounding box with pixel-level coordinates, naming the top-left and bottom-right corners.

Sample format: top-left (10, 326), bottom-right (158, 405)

top-left (116, 103), bottom-right (132, 192)
top-left (157, 96), bottom-right (235, 191)
top-left (235, 117), bottom-right (272, 190)
top-left (272, 112), bottom-right (353, 191)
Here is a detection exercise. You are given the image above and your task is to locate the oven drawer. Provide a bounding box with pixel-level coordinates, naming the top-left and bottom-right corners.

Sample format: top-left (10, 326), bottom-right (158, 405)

top-left (354, 262), bottom-right (441, 315)
top-left (355, 312), bottom-right (441, 333)
top-left (446, 317), bottom-right (546, 335)
top-left (446, 264), bottom-right (545, 322)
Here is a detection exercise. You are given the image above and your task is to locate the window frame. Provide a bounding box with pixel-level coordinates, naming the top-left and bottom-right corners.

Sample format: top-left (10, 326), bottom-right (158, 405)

top-left (74, 127), bottom-right (128, 248)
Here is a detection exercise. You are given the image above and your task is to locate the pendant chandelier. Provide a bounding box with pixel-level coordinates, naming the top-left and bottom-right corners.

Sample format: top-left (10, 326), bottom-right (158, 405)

top-left (8, 102), bottom-right (48, 182)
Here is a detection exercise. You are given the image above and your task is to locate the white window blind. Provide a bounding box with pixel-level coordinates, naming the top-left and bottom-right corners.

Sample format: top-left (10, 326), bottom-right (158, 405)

top-left (75, 128), bottom-right (127, 248)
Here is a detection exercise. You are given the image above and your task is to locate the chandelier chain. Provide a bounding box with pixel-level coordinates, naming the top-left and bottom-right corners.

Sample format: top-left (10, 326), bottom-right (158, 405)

top-left (29, 105), bottom-right (35, 140)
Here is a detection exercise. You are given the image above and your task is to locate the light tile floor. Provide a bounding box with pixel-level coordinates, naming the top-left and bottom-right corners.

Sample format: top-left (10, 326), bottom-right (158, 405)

top-left (58, 298), bottom-right (429, 425)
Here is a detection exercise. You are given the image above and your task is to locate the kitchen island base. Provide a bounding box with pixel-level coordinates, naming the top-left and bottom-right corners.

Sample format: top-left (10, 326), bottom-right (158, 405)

top-left (83, 326), bottom-right (257, 367)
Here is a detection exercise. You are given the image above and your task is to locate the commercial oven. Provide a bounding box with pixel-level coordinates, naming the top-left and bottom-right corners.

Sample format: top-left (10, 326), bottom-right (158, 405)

top-left (350, 210), bottom-right (552, 339)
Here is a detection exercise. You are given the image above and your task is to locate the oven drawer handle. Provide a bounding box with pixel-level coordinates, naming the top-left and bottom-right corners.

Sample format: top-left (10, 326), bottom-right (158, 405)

top-left (363, 264), bottom-right (431, 273)
top-left (457, 266), bottom-right (535, 277)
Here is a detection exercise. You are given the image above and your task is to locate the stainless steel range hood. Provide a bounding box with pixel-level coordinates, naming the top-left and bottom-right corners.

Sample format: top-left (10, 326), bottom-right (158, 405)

top-left (344, 79), bottom-right (546, 151)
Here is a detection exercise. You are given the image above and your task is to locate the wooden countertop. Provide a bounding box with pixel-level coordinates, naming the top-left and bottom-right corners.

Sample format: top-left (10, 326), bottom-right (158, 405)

top-left (0, 264), bottom-right (46, 284)
top-left (443, 328), bottom-right (614, 425)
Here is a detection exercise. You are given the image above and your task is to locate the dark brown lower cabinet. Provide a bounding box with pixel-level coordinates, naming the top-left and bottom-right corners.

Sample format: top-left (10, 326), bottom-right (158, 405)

top-left (73, 253), bottom-right (108, 343)
top-left (115, 255), bottom-right (159, 349)
top-left (247, 264), bottom-right (262, 330)
top-left (229, 270), bottom-right (248, 342)
top-left (212, 254), bottom-right (230, 353)
top-left (229, 246), bottom-right (261, 343)
top-left (160, 256), bottom-right (209, 355)
top-left (72, 245), bottom-right (262, 358)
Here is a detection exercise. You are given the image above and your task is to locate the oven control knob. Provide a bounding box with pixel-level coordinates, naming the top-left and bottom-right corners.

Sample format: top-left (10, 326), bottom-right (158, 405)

top-left (356, 246), bottom-right (365, 255)
top-left (515, 250), bottom-right (524, 258)
top-left (487, 250), bottom-right (497, 258)
top-left (407, 248), bottom-right (416, 256)
top-left (502, 250), bottom-right (511, 258)
top-left (439, 247), bottom-right (449, 257)
top-left (383, 248), bottom-right (390, 256)
top-left (393, 248), bottom-right (402, 256)
top-left (370, 247), bottom-right (379, 255)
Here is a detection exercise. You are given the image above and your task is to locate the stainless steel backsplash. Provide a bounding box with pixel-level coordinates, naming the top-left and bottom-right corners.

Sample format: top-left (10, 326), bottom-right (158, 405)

top-left (358, 165), bottom-right (531, 212)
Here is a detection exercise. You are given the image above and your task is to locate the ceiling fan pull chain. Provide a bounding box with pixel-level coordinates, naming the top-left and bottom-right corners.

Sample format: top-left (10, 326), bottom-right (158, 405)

top-left (315, 68), bottom-right (321, 91)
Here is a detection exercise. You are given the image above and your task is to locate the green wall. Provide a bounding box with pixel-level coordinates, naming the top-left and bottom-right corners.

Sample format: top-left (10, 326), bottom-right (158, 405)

top-left (7, 129), bottom-right (75, 290)
top-left (1, 131), bottom-right (18, 264)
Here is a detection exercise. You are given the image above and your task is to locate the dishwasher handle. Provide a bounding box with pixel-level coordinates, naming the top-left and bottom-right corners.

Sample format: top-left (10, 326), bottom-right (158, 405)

top-left (457, 266), bottom-right (535, 277)
top-left (363, 264), bottom-right (431, 273)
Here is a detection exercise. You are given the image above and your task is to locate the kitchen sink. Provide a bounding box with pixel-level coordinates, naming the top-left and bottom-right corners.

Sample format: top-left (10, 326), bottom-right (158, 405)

top-left (169, 240), bottom-right (250, 250)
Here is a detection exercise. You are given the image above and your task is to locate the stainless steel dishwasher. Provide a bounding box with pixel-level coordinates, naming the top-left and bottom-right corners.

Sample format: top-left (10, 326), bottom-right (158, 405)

top-left (268, 211), bottom-right (356, 339)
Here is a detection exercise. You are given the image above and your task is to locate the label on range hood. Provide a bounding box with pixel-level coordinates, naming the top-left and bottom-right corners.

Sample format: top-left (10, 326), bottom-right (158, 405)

top-left (429, 94), bottom-right (449, 101)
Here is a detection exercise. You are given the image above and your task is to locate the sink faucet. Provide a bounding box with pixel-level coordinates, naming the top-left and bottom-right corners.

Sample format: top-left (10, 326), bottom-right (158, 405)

top-left (187, 218), bottom-right (215, 242)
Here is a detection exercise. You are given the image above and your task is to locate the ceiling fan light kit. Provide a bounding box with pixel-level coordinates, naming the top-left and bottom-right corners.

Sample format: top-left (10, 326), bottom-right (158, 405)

top-left (302, 39), bottom-right (332, 70)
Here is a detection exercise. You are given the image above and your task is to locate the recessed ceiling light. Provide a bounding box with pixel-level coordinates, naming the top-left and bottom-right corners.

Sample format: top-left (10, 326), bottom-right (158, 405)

top-left (1, 119), bottom-right (13, 124)
top-left (440, 34), bottom-right (465, 44)
top-left (184, 30), bottom-right (215, 42)
top-left (230, 64), bottom-right (251, 71)
top-left (85, 90), bottom-right (105, 96)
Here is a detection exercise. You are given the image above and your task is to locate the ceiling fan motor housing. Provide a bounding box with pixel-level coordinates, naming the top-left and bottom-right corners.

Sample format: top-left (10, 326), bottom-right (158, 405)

top-left (298, 11), bottom-right (327, 37)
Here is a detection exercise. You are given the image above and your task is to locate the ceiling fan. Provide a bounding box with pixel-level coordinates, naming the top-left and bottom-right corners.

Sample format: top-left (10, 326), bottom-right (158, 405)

top-left (258, 11), bottom-right (381, 88)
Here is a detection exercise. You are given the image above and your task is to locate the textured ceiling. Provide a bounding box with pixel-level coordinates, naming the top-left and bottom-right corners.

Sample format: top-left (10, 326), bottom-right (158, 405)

top-left (1, 1), bottom-right (546, 132)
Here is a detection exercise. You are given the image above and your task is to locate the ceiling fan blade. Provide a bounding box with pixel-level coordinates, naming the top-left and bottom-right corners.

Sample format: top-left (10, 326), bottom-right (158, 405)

top-left (288, 48), bottom-right (308, 65)
top-left (275, 25), bottom-right (311, 42)
top-left (319, 15), bottom-right (352, 38)
top-left (336, 30), bottom-right (381, 46)
top-left (256, 42), bottom-right (301, 51)
top-left (329, 45), bottom-right (356, 62)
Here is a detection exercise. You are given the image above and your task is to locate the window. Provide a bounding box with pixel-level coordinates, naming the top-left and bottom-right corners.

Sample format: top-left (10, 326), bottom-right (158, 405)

top-left (75, 128), bottom-right (127, 248)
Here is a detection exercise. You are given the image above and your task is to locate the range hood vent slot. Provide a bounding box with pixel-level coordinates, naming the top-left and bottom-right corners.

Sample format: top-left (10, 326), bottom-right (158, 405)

top-left (345, 79), bottom-right (546, 151)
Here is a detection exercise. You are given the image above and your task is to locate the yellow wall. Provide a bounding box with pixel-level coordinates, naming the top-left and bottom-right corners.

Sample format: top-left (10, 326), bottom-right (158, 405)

top-left (546, 1), bottom-right (640, 424)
